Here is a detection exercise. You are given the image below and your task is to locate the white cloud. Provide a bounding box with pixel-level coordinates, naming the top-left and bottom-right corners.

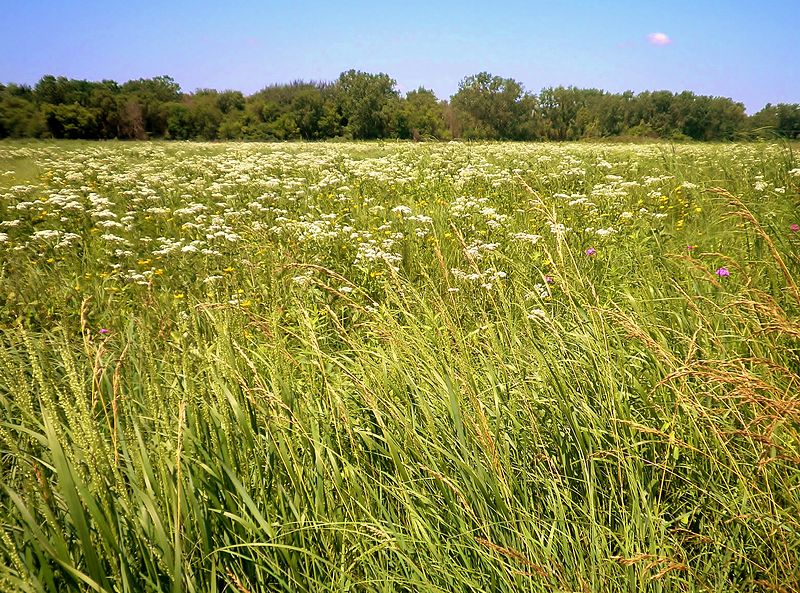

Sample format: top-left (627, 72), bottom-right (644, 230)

top-left (647, 32), bottom-right (672, 46)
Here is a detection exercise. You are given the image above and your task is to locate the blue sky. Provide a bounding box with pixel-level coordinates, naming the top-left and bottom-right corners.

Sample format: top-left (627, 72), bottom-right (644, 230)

top-left (1, 0), bottom-right (797, 113)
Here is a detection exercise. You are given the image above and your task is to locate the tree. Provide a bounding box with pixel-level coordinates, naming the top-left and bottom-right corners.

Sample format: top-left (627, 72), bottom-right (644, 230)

top-left (775, 104), bottom-right (800, 138)
top-left (0, 72), bottom-right (771, 142)
top-left (165, 103), bottom-right (193, 140)
top-left (217, 90), bottom-right (245, 114)
top-left (451, 72), bottom-right (536, 140)
top-left (397, 88), bottom-right (447, 140)
top-left (42, 103), bottom-right (99, 139)
top-left (118, 99), bottom-right (146, 139)
top-left (88, 81), bottom-right (122, 138)
top-left (291, 87), bottom-right (334, 140)
top-left (121, 76), bottom-right (181, 137)
top-left (335, 70), bottom-right (399, 139)
top-left (0, 84), bottom-right (45, 138)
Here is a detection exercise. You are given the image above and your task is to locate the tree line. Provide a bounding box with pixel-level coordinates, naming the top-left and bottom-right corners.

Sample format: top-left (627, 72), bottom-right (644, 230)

top-left (1, 71), bottom-right (798, 141)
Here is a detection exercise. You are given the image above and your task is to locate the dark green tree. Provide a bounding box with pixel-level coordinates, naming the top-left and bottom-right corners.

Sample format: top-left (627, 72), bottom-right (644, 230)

top-left (0, 84), bottom-right (46, 138)
top-left (121, 76), bottom-right (181, 137)
top-left (335, 70), bottom-right (398, 139)
top-left (0, 72), bottom-right (779, 142)
top-left (775, 103), bottom-right (800, 138)
top-left (42, 103), bottom-right (99, 139)
top-left (452, 72), bottom-right (536, 140)
top-left (396, 88), bottom-right (447, 140)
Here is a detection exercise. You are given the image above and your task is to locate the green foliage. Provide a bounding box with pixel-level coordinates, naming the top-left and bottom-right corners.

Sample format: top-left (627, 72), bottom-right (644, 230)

top-left (291, 87), bottom-right (339, 140)
top-left (166, 93), bottom-right (224, 141)
top-left (0, 72), bottom-right (796, 141)
top-left (0, 85), bottom-right (46, 138)
top-left (750, 103), bottom-right (800, 138)
top-left (396, 87), bottom-right (449, 140)
top-left (42, 103), bottom-right (100, 139)
top-left (335, 70), bottom-right (399, 139)
top-left (452, 72), bottom-right (537, 139)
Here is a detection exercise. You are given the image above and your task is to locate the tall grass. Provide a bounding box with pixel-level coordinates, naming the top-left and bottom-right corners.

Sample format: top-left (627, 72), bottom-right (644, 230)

top-left (1, 141), bottom-right (799, 592)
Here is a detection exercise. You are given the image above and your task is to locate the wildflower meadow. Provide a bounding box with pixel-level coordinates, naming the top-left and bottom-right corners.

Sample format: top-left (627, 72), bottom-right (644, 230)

top-left (1, 139), bottom-right (799, 592)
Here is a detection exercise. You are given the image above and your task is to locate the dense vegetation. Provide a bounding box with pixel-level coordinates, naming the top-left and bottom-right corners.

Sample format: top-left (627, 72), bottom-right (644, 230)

top-left (1, 71), bottom-right (799, 141)
top-left (1, 140), bottom-right (799, 592)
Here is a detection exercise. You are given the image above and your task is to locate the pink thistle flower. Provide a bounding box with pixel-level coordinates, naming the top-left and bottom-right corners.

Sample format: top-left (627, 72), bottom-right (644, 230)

top-left (791, 223), bottom-right (799, 233)
top-left (544, 275), bottom-right (554, 283)
top-left (99, 328), bottom-right (110, 334)
top-left (585, 247), bottom-right (597, 256)
top-left (716, 267), bottom-right (730, 277)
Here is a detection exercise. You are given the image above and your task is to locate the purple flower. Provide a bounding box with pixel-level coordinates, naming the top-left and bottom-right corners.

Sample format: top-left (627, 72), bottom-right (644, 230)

top-left (791, 223), bottom-right (799, 233)
top-left (716, 267), bottom-right (730, 277)
top-left (544, 275), bottom-right (554, 283)
top-left (687, 244), bottom-right (696, 251)
top-left (585, 248), bottom-right (597, 256)
top-left (99, 328), bottom-right (110, 334)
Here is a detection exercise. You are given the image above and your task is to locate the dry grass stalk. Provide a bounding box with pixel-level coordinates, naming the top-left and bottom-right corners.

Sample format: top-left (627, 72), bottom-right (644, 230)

top-left (710, 186), bottom-right (800, 305)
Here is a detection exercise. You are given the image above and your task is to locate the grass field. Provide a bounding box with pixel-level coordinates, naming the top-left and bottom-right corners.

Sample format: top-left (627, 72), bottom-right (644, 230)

top-left (1, 140), bottom-right (799, 592)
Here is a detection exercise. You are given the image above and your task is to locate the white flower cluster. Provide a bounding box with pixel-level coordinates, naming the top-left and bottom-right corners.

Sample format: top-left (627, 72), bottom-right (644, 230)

top-left (511, 233), bottom-right (542, 244)
top-left (450, 267), bottom-right (506, 290)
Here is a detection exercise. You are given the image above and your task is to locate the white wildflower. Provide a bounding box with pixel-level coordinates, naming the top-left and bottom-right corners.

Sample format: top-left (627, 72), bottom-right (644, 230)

top-left (512, 233), bottom-right (542, 244)
top-left (32, 229), bottom-right (61, 241)
top-left (595, 227), bottom-right (617, 237)
top-left (527, 308), bottom-right (548, 321)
